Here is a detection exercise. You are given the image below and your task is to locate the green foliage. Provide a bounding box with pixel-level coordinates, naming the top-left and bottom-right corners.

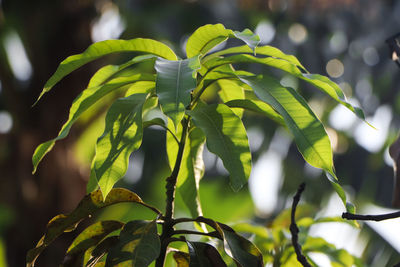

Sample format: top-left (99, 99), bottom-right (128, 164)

top-left (28, 24), bottom-right (366, 266)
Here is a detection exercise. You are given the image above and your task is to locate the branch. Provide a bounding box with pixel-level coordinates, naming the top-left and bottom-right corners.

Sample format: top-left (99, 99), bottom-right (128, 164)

top-left (342, 211), bottom-right (400, 221)
top-left (172, 230), bottom-right (221, 239)
top-left (290, 183), bottom-right (312, 267)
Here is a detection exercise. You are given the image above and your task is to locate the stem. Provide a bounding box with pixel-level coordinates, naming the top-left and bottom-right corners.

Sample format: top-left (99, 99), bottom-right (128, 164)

top-left (155, 118), bottom-right (189, 267)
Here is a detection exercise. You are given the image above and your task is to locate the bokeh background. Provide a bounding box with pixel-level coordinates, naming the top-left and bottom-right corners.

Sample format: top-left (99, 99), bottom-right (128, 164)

top-left (1, 0), bottom-right (400, 266)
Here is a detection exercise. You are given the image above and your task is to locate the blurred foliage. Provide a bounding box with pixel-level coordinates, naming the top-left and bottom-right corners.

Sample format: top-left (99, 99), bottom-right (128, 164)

top-left (1, 0), bottom-right (400, 266)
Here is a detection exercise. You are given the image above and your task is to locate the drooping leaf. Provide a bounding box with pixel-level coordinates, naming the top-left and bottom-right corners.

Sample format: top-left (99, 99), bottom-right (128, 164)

top-left (36, 39), bottom-right (176, 103)
top-left (225, 99), bottom-right (284, 125)
top-left (125, 81), bottom-right (156, 96)
top-left (173, 251), bottom-right (190, 267)
top-left (241, 76), bottom-right (333, 173)
top-left (62, 220), bottom-right (124, 267)
top-left (88, 55), bottom-right (156, 88)
top-left (91, 94), bottom-right (147, 199)
top-left (186, 241), bottom-right (227, 267)
top-left (187, 104), bottom-right (251, 191)
top-left (186, 24), bottom-right (259, 58)
top-left (106, 220), bottom-right (160, 267)
top-left (32, 74), bottom-right (154, 174)
top-left (26, 188), bottom-right (159, 267)
top-left (86, 236), bottom-right (119, 267)
top-left (178, 127), bottom-right (206, 217)
top-left (218, 223), bottom-right (264, 267)
top-left (232, 29), bottom-right (260, 54)
top-left (204, 54), bottom-right (364, 120)
top-left (155, 56), bottom-right (200, 128)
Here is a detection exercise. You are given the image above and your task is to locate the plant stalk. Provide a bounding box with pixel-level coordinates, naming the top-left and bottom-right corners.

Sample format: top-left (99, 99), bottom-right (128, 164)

top-left (155, 117), bottom-right (189, 267)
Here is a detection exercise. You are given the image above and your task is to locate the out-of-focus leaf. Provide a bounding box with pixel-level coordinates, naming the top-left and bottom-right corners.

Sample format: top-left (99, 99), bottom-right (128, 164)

top-left (106, 220), bottom-right (160, 266)
top-left (32, 74), bottom-right (154, 174)
top-left (26, 189), bottom-right (159, 267)
top-left (36, 38), bottom-right (176, 103)
top-left (62, 220), bottom-right (123, 267)
top-left (231, 223), bottom-right (269, 239)
top-left (90, 94), bottom-right (147, 198)
top-left (88, 55), bottom-right (156, 88)
top-left (173, 251), bottom-right (190, 267)
top-left (155, 56), bottom-right (200, 128)
top-left (187, 104), bottom-right (252, 191)
top-left (186, 241), bottom-right (227, 267)
top-left (225, 99), bottom-right (284, 125)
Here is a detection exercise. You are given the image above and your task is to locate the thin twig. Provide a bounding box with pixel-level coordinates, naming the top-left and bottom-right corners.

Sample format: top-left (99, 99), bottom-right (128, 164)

top-left (172, 230), bottom-right (220, 239)
top-left (342, 211), bottom-right (400, 221)
top-left (290, 183), bottom-right (312, 267)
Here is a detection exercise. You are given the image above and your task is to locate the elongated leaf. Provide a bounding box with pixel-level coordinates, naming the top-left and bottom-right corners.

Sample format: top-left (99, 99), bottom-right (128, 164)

top-left (218, 223), bottom-right (264, 267)
top-left (186, 241), bottom-right (227, 267)
top-left (32, 74), bottom-right (154, 174)
top-left (62, 221), bottom-right (124, 267)
top-left (217, 79), bottom-right (245, 118)
top-left (241, 76), bottom-right (333, 172)
top-left (187, 104), bottom-right (251, 191)
top-left (36, 39), bottom-right (176, 103)
top-left (225, 99), bottom-right (284, 125)
top-left (92, 94), bottom-right (147, 199)
top-left (88, 55), bottom-right (156, 88)
top-left (186, 24), bottom-right (259, 58)
top-left (27, 188), bottom-right (159, 267)
top-left (106, 220), bottom-right (160, 266)
top-left (87, 236), bottom-right (119, 267)
top-left (173, 251), bottom-right (190, 267)
top-left (204, 54), bottom-right (364, 120)
top-left (155, 56), bottom-right (200, 128)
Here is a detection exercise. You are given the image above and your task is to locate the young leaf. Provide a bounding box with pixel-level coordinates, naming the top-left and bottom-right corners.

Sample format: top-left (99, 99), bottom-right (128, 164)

top-left (241, 76), bottom-right (334, 174)
top-left (36, 38), bottom-right (177, 103)
top-left (32, 74), bottom-right (154, 174)
top-left (106, 220), bottom-right (160, 267)
top-left (187, 104), bottom-right (251, 191)
top-left (62, 220), bottom-right (124, 266)
top-left (92, 94), bottom-right (147, 199)
top-left (186, 241), bottom-right (227, 267)
top-left (26, 188), bottom-right (159, 267)
top-left (155, 56), bottom-right (200, 128)
top-left (217, 79), bottom-right (245, 118)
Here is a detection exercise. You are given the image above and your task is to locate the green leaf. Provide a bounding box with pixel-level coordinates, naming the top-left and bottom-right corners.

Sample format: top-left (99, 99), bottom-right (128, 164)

top-left (225, 99), bottom-right (284, 125)
top-left (186, 24), bottom-right (231, 58)
top-left (173, 251), bottom-right (190, 267)
top-left (87, 236), bottom-right (119, 267)
top-left (241, 76), bottom-right (333, 173)
top-left (88, 55), bottom-right (156, 88)
top-left (187, 104), bottom-right (251, 191)
top-left (62, 220), bottom-right (124, 267)
top-left (178, 126), bottom-right (206, 218)
top-left (26, 188), bottom-right (159, 267)
top-left (232, 29), bottom-right (260, 54)
top-left (91, 94), bottom-right (147, 199)
top-left (32, 74), bottom-right (154, 174)
top-left (186, 24), bottom-right (259, 58)
top-left (217, 79), bottom-right (245, 118)
top-left (106, 220), bottom-right (160, 267)
top-left (218, 223), bottom-right (263, 267)
top-left (186, 241), bottom-right (227, 267)
top-left (155, 56), bottom-right (200, 128)
top-left (36, 39), bottom-right (177, 103)
top-left (204, 54), bottom-right (364, 120)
